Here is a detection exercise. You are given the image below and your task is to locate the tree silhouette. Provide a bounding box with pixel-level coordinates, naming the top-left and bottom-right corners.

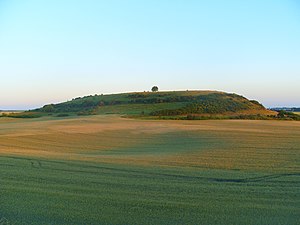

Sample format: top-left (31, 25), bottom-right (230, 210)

top-left (151, 86), bottom-right (158, 92)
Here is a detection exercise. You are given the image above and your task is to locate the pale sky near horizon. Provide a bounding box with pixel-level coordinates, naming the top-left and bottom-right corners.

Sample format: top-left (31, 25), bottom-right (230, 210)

top-left (0, 0), bottom-right (299, 110)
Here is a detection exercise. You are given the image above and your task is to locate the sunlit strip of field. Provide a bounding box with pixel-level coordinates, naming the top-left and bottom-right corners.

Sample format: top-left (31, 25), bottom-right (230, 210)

top-left (0, 116), bottom-right (299, 172)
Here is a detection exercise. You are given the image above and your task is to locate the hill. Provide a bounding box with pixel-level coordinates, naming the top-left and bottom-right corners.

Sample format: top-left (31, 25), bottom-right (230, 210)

top-left (28, 90), bottom-right (276, 119)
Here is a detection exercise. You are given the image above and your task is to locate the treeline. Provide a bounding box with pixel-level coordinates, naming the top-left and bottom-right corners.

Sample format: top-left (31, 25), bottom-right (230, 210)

top-left (276, 110), bottom-right (300, 120)
top-left (143, 112), bottom-right (300, 121)
top-left (184, 113), bottom-right (300, 121)
top-left (270, 107), bottom-right (300, 112)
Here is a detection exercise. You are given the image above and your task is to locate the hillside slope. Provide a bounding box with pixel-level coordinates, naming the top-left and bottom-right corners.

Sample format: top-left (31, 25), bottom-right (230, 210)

top-left (34, 90), bottom-right (275, 118)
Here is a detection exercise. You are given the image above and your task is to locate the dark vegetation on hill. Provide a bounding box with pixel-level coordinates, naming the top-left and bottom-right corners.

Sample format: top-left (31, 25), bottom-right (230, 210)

top-left (1, 91), bottom-right (299, 120)
top-left (37, 91), bottom-right (266, 115)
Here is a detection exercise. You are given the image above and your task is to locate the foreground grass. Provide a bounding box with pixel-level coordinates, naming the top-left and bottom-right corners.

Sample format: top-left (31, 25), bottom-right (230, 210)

top-left (0, 116), bottom-right (299, 224)
top-left (1, 156), bottom-right (299, 225)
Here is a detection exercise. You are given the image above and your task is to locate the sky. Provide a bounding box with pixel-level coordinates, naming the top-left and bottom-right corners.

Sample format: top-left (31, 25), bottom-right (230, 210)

top-left (0, 0), bottom-right (299, 109)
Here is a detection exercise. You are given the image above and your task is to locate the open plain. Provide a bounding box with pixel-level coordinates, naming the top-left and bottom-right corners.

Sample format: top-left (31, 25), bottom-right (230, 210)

top-left (0, 115), bottom-right (299, 224)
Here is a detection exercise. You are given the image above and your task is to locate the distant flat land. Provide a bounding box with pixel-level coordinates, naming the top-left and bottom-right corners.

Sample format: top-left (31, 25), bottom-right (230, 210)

top-left (294, 112), bottom-right (300, 115)
top-left (0, 115), bottom-right (299, 224)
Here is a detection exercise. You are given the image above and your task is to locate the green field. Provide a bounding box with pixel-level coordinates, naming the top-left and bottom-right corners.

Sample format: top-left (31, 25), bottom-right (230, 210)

top-left (0, 115), bottom-right (299, 224)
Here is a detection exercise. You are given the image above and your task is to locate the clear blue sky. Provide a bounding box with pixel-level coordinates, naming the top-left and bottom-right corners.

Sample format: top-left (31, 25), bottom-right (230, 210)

top-left (0, 0), bottom-right (299, 109)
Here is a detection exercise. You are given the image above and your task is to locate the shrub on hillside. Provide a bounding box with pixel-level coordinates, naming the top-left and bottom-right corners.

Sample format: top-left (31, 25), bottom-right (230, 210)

top-left (42, 104), bottom-right (55, 112)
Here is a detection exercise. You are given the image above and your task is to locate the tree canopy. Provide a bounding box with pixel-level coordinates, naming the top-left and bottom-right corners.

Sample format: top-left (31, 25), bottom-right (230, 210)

top-left (151, 86), bottom-right (158, 92)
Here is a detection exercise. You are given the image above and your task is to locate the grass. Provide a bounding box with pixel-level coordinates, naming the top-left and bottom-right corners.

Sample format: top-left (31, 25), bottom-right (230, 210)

top-left (94, 102), bottom-right (188, 115)
top-left (0, 115), bottom-right (299, 224)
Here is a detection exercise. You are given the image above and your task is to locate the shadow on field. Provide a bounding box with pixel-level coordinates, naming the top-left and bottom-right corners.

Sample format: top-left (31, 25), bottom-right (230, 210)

top-left (30, 160), bottom-right (42, 168)
top-left (210, 173), bottom-right (300, 183)
top-left (3, 156), bottom-right (300, 184)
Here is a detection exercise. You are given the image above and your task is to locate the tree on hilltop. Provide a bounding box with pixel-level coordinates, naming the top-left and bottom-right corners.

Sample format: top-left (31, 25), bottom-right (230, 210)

top-left (151, 86), bottom-right (158, 92)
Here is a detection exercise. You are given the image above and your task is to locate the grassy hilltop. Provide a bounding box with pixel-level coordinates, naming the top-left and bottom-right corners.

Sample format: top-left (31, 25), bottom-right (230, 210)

top-left (27, 90), bottom-right (278, 119)
top-left (3, 90), bottom-right (299, 120)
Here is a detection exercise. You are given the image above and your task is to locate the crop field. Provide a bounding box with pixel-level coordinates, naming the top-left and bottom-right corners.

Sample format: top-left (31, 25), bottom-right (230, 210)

top-left (0, 115), bottom-right (299, 224)
top-left (0, 111), bottom-right (23, 115)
